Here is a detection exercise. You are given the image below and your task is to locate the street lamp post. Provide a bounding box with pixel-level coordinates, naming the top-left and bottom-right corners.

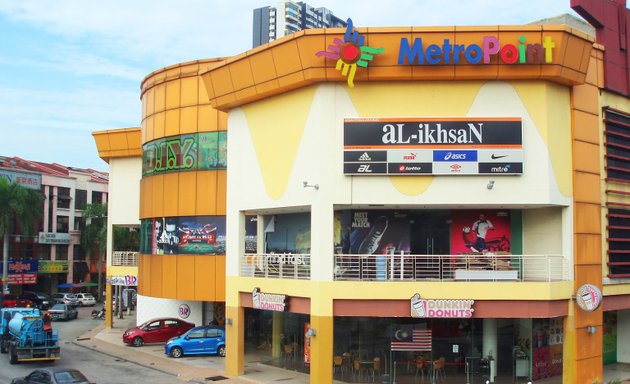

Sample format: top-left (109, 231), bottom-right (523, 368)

top-left (2, 233), bottom-right (8, 294)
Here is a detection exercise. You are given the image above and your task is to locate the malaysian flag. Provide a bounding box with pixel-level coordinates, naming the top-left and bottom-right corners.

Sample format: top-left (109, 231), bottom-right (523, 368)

top-left (391, 327), bottom-right (432, 351)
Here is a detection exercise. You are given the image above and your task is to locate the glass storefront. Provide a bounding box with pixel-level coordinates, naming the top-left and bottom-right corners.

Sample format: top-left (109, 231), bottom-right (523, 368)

top-left (243, 308), bottom-right (561, 383)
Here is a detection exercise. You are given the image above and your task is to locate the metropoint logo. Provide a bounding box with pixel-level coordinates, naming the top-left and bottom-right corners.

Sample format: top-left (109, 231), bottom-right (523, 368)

top-left (316, 19), bottom-right (384, 87)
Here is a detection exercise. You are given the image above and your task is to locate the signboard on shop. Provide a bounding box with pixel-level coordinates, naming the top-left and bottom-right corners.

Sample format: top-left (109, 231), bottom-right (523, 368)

top-left (38, 260), bottom-right (68, 273)
top-left (38, 232), bottom-right (71, 245)
top-left (252, 287), bottom-right (287, 312)
top-left (344, 118), bottom-right (523, 176)
top-left (0, 259), bottom-right (39, 285)
top-left (0, 168), bottom-right (41, 190)
top-left (410, 293), bottom-right (474, 318)
top-left (107, 275), bottom-right (138, 286)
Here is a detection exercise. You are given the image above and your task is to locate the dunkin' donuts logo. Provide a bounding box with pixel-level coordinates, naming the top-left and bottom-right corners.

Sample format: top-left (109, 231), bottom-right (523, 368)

top-left (252, 287), bottom-right (287, 312)
top-left (575, 284), bottom-right (602, 312)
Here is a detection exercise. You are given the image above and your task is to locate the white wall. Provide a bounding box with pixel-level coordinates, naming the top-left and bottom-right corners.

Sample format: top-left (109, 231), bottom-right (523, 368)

top-left (226, 81), bottom-right (574, 279)
top-left (618, 310), bottom-right (630, 363)
top-left (136, 295), bottom-right (203, 327)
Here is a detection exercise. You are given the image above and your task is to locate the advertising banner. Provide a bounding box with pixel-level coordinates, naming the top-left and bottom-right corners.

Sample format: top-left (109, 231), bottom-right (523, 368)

top-left (38, 260), bottom-right (68, 273)
top-left (450, 210), bottom-right (511, 254)
top-left (264, 213), bottom-right (310, 254)
top-left (304, 323), bottom-right (311, 365)
top-left (8, 274), bottom-right (37, 285)
top-left (344, 118), bottom-right (523, 176)
top-left (344, 211), bottom-right (410, 255)
top-left (0, 259), bottom-right (38, 275)
top-left (532, 318), bottom-right (563, 380)
top-left (143, 132), bottom-right (227, 176)
top-left (152, 216), bottom-right (226, 255)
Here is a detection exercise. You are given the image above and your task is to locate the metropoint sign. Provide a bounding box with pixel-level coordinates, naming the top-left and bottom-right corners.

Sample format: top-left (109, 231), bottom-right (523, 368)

top-left (398, 35), bottom-right (555, 65)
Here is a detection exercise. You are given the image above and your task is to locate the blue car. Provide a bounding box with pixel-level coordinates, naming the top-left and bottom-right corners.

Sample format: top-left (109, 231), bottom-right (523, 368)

top-left (165, 325), bottom-right (226, 358)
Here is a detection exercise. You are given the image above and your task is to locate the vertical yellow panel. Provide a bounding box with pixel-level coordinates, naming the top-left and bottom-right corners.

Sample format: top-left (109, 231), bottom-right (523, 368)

top-left (145, 115), bottom-right (155, 143)
top-left (225, 306), bottom-right (245, 376)
top-left (150, 254), bottom-right (163, 297)
top-left (140, 177), bottom-right (152, 219)
top-left (154, 83), bottom-right (166, 113)
top-left (141, 93), bottom-right (147, 123)
top-left (310, 315), bottom-right (334, 384)
top-left (161, 255), bottom-right (177, 299)
top-left (152, 175), bottom-right (164, 218)
top-left (180, 106), bottom-right (197, 135)
top-left (178, 172), bottom-right (197, 216)
top-left (145, 89), bottom-right (155, 118)
top-left (154, 112), bottom-right (165, 140)
top-left (138, 254), bottom-right (147, 296)
top-left (198, 105), bottom-right (219, 131)
top-left (165, 79), bottom-right (181, 110)
top-left (214, 255), bottom-right (226, 301)
top-left (194, 256), bottom-right (216, 301)
top-left (176, 256), bottom-right (196, 300)
top-left (165, 109), bottom-right (180, 137)
top-left (198, 77), bottom-right (209, 105)
top-left (181, 76), bottom-right (198, 107)
top-left (218, 111), bottom-right (228, 130)
top-left (141, 119), bottom-right (147, 145)
top-left (216, 170), bottom-right (227, 215)
top-left (196, 171), bottom-right (217, 215)
top-left (162, 173), bottom-right (179, 217)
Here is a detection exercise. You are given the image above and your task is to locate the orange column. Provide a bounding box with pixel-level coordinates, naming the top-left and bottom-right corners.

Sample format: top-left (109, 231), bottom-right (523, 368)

top-left (567, 47), bottom-right (604, 384)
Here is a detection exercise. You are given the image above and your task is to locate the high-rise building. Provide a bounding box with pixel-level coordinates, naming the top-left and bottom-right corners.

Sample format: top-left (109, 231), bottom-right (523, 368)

top-left (253, 1), bottom-right (346, 48)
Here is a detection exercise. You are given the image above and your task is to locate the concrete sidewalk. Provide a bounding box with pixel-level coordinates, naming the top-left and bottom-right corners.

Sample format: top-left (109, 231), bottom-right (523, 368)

top-left (72, 312), bottom-right (310, 383)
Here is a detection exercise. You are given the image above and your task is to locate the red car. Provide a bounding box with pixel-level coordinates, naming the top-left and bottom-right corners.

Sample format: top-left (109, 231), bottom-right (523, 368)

top-left (1, 294), bottom-right (33, 308)
top-left (122, 318), bottom-right (195, 347)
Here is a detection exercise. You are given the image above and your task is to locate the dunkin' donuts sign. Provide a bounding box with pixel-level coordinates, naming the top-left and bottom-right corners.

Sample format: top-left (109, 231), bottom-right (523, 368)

top-left (575, 284), bottom-right (602, 312)
top-left (410, 293), bottom-right (474, 318)
top-left (252, 287), bottom-right (287, 312)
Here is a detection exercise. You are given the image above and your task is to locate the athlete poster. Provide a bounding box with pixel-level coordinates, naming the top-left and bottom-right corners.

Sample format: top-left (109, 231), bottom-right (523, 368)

top-left (450, 210), bottom-right (511, 254)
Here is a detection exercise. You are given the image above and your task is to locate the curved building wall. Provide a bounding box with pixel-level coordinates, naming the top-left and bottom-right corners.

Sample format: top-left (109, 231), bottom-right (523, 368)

top-left (139, 59), bottom-right (227, 302)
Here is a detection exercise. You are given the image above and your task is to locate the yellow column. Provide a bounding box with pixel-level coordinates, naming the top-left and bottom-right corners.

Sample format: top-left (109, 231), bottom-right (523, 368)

top-left (104, 283), bottom-right (113, 328)
top-left (310, 314), bottom-right (333, 384)
top-left (225, 305), bottom-right (245, 376)
top-left (272, 311), bottom-right (284, 359)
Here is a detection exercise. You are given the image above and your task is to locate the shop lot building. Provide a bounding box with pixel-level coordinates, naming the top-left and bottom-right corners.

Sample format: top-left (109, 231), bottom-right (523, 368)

top-left (94, 3), bottom-right (630, 383)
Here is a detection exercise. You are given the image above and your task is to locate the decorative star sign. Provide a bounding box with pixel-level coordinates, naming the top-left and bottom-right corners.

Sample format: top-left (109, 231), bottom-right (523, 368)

top-left (316, 18), bottom-right (385, 87)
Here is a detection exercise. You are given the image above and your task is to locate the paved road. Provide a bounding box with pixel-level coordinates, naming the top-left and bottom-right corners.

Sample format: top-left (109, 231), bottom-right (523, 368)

top-left (0, 306), bottom-right (180, 384)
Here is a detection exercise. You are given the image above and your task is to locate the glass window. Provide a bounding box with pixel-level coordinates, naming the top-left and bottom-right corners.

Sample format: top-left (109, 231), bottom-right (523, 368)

top-left (92, 191), bottom-right (103, 205)
top-left (75, 189), bottom-right (87, 210)
top-left (74, 217), bottom-right (84, 231)
top-left (165, 320), bottom-right (179, 327)
top-left (56, 216), bottom-right (69, 233)
top-left (73, 244), bottom-right (84, 260)
top-left (56, 245), bottom-right (69, 260)
top-left (57, 187), bottom-right (71, 209)
top-left (188, 329), bottom-right (205, 339)
top-left (207, 329), bottom-right (222, 338)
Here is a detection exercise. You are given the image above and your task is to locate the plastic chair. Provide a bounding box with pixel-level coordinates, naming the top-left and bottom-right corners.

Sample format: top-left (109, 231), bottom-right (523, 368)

top-left (333, 355), bottom-right (345, 375)
top-left (371, 357), bottom-right (381, 381)
top-left (414, 355), bottom-right (425, 381)
top-left (433, 357), bottom-right (446, 381)
top-left (283, 344), bottom-right (294, 361)
top-left (353, 358), bottom-right (364, 380)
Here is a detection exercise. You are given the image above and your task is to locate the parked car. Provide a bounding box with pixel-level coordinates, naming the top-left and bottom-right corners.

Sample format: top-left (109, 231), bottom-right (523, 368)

top-left (47, 303), bottom-right (78, 321)
top-left (1, 294), bottom-right (33, 308)
top-left (51, 293), bottom-right (79, 307)
top-left (19, 291), bottom-right (52, 310)
top-left (165, 325), bottom-right (226, 358)
top-left (123, 317), bottom-right (195, 347)
top-left (75, 293), bottom-right (96, 307)
top-left (11, 367), bottom-right (93, 384)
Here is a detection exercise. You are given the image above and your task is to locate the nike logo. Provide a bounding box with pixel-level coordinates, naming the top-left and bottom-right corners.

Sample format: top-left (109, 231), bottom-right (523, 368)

top-left (491, 154), bottom-right (508, 159)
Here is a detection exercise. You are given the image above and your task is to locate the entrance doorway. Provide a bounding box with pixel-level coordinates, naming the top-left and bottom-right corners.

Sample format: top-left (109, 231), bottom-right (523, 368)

top-left (410, 211), bottom-right (451, 255)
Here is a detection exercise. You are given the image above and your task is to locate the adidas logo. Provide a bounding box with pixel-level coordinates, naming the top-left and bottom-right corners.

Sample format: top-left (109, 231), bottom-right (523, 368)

top-left (358, 152), bottom-right (371, 161)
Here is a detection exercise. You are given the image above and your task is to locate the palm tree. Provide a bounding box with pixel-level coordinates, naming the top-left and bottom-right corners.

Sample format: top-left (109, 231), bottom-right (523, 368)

top-left (80, 203), bottom-right (107, 302)
top-left (0, 177), bottom-right (42, 295)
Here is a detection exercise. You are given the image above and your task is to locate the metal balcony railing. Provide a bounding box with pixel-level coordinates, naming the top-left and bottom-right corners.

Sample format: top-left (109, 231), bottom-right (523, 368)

top-left (334, 254), bottom-right (569, 282)
top-left (240, 253), bottom-right (569, 282)
top-left (241, 253), bottom-right (311, 279)
top-left (112, 251), bottom-right (139, 266)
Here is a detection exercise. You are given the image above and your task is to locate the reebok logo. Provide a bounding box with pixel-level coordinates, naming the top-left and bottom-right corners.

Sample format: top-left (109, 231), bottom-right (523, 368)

top-left (491, 154), bottom-right (508, 160)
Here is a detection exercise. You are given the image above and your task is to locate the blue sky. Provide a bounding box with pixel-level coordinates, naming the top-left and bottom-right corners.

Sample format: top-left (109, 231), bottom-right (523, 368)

top-left (0, 1), bottom-right (586, 172)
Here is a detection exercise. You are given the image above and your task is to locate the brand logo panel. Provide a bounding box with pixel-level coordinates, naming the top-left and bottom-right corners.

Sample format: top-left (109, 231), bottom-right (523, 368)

top-left (433, 150), bottom-right (478, 162)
